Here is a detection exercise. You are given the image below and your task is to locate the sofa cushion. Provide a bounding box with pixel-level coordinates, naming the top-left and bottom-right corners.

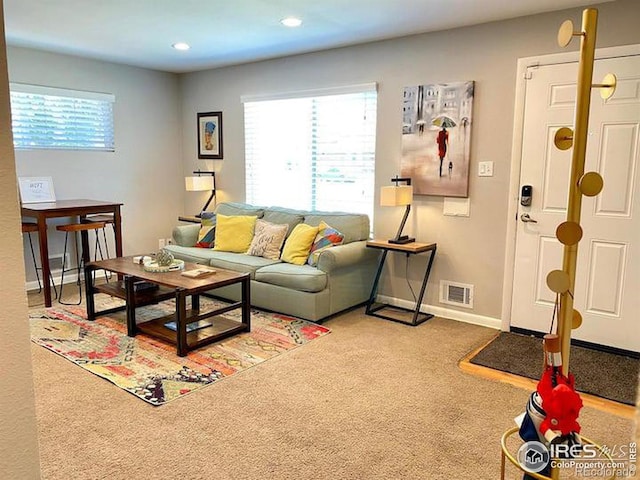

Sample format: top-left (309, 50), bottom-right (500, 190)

top-left (208, 252), bottom-right (280, 278)
top-left (303, 212), bottom-right (370, 243)
top-left (215, 202), bottom-right (265, 218)
top-left (281, 223), bottom-right (319, 265)
top-left (307, 221), bottom-right (345, 266)
top-left (163, 244), bottom-right (220, 264)
top-left (247, 219), bottom-right (289, 260)
top-left (255, 263), bottom-right (327, 293)
top-left (213, 214), bottom-right (257, 253)
top-left (195, 214), bottom-right (216, 248)
top-left (261, 207), bottom-right (304, 238)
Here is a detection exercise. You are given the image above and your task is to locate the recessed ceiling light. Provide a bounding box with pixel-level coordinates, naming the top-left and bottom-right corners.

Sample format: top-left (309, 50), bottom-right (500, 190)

top-left (172, 42), bottom-right (190, 51)
top-left (281, 17), bottom-right (302, 28)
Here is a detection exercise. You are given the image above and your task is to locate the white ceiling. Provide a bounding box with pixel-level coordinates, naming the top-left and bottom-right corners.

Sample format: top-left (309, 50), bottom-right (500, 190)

top-left (4, 0), bottom-right (610, 73)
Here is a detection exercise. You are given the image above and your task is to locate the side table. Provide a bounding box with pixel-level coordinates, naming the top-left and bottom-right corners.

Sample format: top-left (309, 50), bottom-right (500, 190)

top-left (365, 239), bottom-right (437, 326)
top-left (178, 215), bottom-right (201, 223)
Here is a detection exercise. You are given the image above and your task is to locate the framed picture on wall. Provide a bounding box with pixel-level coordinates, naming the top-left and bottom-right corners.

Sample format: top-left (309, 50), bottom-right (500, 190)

top-left (400, 81), bottom-right (474, 197)
top-left (197, 111), bottom-right (223, 159)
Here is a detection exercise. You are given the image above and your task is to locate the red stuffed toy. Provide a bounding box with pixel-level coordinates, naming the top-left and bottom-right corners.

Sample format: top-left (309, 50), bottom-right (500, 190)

top-left (536, 367), bottom-right (583, 443)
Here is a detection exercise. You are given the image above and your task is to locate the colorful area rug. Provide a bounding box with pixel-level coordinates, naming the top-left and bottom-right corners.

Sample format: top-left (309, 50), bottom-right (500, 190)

top-left (30, 297), bottom-right (330, 405)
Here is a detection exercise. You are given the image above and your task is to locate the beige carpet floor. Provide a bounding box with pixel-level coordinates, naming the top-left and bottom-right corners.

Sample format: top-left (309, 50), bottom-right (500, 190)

top-left (29, 293), bottom-right (636, 480)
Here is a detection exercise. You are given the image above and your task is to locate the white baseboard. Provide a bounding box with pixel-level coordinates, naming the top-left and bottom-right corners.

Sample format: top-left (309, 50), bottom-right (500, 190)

top-left (376, 294), bottom-right (501, 330)
top-left (25, 272), bottom-right (78, 292)
top-left (25, 268), bottom-right (114, 292)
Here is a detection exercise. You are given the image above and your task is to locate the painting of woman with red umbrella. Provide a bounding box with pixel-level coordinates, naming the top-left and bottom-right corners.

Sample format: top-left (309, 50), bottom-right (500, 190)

top-left (401, 81), bottom-right (474, 197)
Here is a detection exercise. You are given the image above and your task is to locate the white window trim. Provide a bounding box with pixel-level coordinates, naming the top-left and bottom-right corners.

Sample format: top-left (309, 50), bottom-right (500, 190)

top-left (241, 82), bottom-right (377, 103)
top-left (10, 82), bottom-right (115, 103)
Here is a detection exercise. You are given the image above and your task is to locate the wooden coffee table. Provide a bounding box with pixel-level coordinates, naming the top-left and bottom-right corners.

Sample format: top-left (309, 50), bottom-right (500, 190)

top-left (84, 256), bottom-right (250, 356)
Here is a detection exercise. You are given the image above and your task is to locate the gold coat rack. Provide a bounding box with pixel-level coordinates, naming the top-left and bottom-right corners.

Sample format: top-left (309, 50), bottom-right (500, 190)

top-left (501, 7), bottom-right (618, 480)
top-left (548, 8), bottom-right (616, 377)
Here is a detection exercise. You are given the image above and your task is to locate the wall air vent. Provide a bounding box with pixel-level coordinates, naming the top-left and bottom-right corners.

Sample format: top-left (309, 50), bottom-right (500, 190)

top-left (48, 254), bottom-right (70, 272)
top-left (439, 281), bottom-right (474, 309)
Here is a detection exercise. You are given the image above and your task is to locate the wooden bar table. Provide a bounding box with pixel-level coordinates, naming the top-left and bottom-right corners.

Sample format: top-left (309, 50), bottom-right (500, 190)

top-left (21, 199), bottom-right (123, 307)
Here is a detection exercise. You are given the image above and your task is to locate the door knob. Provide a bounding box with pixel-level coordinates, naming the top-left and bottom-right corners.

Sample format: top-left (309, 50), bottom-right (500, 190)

top-left (520, 213), bottom-right (538, 223)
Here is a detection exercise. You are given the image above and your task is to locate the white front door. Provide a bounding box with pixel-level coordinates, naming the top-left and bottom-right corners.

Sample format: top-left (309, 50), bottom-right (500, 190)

top-left (510, 55), bottom-right (640, 352)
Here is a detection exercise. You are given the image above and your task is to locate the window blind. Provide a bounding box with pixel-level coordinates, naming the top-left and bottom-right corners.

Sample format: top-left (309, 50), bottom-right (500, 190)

top-left (243, 85), bottom-right (377, 221)
top-left (10, 83), bottom-right (115, 151)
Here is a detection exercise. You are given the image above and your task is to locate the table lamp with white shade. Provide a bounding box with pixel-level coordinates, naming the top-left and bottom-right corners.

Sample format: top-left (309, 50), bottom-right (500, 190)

top-left (380, 176), bottom-right (414, 244)
top-left (185, 170), bottom-right (216, 217)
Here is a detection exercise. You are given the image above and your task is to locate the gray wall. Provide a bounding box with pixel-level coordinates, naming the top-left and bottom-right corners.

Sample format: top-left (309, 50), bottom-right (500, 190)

top-left (8, 47), bottom-right (182, 281)
top-left (179, 0), bottom-right (640, 321)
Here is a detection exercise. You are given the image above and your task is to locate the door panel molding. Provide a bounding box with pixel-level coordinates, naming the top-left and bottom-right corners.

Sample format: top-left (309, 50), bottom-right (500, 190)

top-left (585, 240), bottom-right (627, 317)
top-left (596, 123), bottom-right (638, 217)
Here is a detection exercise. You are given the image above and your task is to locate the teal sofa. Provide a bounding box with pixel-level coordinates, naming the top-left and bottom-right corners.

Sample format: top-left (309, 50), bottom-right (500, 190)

top-left (166, 202), bottom-right (380, 322)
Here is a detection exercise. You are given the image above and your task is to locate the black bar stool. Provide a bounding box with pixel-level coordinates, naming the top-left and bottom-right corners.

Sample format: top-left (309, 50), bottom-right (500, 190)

top-left (22, 222), bottom-right (58, 298)
top-left (82, 214), bottom-right (115, 259)
top-left (82, 214), bottom-right (115, 281)
top-left (56, 222), bottom-right (106, 305)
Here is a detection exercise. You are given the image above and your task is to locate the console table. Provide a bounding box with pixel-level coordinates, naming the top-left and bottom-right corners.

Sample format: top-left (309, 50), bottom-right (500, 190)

top-left (365, 239), bottom-right (437, 326)
top-left (21, 199), bottom-right (123, 307)
top-left (178, 215), bottom-right (200, 223)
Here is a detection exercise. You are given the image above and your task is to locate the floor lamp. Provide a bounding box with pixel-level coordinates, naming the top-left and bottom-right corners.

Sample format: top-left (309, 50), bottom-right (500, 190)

top-left (380, 176), bottom-right (415, 244)
top-left (185, 170), bottom-right (216, 217)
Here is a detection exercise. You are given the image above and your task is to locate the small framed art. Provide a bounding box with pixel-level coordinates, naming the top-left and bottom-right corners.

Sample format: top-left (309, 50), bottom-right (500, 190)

top-left (197, 111), bottom-right (223, 159)
top-left (18, 176), bottom-right (56, 204)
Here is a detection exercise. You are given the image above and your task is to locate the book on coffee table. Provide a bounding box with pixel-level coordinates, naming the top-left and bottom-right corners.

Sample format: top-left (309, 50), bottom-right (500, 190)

top-left (181, 267), bottom-right (216, 278)
top-left (164, 320), bottom-right (212, 333)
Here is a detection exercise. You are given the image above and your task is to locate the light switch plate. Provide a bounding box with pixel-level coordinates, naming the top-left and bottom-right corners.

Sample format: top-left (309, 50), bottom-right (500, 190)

top-left (478, 161), bottom-right (494, 177)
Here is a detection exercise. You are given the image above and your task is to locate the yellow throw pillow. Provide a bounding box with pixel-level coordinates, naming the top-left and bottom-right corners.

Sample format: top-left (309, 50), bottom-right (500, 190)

top-left (213, 214), bottom-right (257, 253)
top-left (281, 223), bottom-right (319, 265)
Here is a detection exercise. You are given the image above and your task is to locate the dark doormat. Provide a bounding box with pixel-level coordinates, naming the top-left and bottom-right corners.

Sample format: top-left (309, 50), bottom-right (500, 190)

top-left (469, 332), bottom-right (639, 406)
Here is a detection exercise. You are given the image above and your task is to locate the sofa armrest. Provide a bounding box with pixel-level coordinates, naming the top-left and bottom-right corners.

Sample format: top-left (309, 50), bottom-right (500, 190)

top-left (316, 241), bottom-right (380, 273)
top-left (172, 224), bottom-right (200, 247)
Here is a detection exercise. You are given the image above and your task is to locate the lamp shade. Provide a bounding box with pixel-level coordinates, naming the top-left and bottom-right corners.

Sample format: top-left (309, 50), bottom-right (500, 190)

top-left (185, 176), bottom-right (214, 191)
top-left (380, 185), bottom-right (413, 206)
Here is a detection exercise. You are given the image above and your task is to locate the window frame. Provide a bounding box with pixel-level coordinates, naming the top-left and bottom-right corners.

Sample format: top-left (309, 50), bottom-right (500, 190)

top-left (9, 82), bottom-right (115, 152)
top-left (242, 83), bottom-right (378, 220)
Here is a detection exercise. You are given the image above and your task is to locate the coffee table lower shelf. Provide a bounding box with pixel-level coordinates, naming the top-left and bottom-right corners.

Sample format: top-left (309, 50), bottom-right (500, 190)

top-left (136, 307), bottom-right (248, 353)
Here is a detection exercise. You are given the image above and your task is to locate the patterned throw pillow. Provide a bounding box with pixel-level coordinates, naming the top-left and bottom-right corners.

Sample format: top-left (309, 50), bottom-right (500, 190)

top-left (307, 221), bottom-right (345, 266)
top-left (281, 223), bottom-right (319, 265)
top-left (247, 220), bottom-right (289, 260)
top-left (195, 214), bottom-right (216, 248)
top-left (213, 214), bottom-right (258, 253)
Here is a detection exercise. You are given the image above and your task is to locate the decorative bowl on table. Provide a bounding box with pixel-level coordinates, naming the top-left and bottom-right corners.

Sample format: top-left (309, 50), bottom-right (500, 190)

top-left (143, 250), bottom-right (184, 272)
top-left (143, 259), bottom-right (185, 273)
